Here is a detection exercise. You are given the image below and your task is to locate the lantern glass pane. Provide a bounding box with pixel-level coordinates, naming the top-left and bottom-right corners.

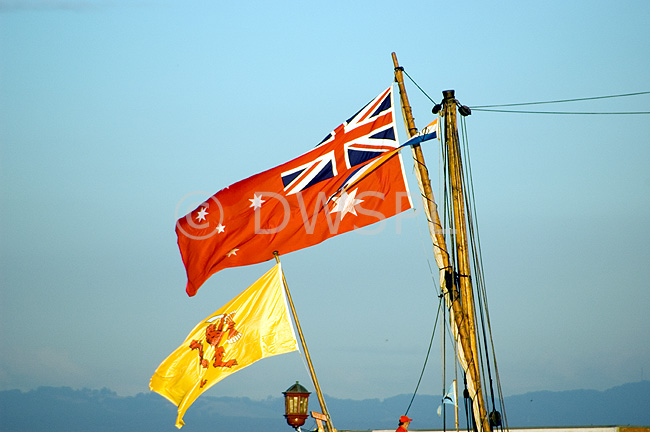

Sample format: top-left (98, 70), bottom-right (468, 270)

top-left (287, 396), bottom-right (298, 414)
top-left (299, 397), bottom-right (308, 414)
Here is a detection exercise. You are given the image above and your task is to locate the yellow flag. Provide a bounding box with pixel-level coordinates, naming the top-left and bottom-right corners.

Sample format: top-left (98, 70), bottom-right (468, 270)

top-left (150, 263), bottom-right (299, 428)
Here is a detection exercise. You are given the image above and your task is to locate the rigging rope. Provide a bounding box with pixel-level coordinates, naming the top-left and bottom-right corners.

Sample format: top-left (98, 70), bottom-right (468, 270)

top-left (471, 91), bottom-right (650, 108)
top-left (402, 68), bottom-right (438, 105)
top-left (399, 68), bottom-right (648, 115)
top-left (404, 295), bottom-right (444, 416)
top-left (459, 114), bottom-right (509, 431)
top-left (400, 72), bottom-right (648, 115)
top-left (470, 108), bottom-right (650, 115)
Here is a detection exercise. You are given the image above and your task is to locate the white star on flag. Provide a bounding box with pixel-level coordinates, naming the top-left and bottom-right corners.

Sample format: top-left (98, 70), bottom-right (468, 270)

top-left (249, 194), bottom-right (265, 209)
top-left (330, 188), bottom-right (363, 220)
top-left (195, 207), bottom-right (208, 222)
top-left (226, 248), bottom-right (238, 257)
top-left (216, 223), bottom-right (225, 233)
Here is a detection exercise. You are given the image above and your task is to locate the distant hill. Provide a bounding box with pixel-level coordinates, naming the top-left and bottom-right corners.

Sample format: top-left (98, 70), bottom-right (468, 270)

top-left (504, 381), bottom-right (650, 427)
top-left (0, 381), bottom-right (648, 432)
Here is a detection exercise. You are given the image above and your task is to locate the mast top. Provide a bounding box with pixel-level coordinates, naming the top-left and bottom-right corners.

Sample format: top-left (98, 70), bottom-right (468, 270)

top-left (443, 89), bottom-right (456, 100)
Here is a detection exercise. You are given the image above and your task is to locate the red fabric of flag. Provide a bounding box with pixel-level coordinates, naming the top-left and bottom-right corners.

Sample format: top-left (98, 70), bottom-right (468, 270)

top-left (176, 86), bottom-right (412, 296)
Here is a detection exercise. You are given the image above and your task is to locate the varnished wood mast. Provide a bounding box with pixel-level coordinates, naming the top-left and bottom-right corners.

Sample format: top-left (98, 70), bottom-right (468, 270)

top-left (391, 53), bottom-right (491, 432)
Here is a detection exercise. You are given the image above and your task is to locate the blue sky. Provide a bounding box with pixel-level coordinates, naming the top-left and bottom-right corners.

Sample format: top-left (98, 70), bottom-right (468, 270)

top-left (1, 0), bottom-right (649, 407)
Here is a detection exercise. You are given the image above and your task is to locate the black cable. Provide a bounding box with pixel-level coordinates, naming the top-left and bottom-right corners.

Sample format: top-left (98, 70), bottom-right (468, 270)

top-left (398, 67), bottom-right (648, 114)
top-left (471, 91), bottom-right (650, 108)
top-left (402, 69), bottom-right (437, 105)
top-left (404, 295), bottom-right (443, 416)
top-left (471, 108), bottom-right (650, 115)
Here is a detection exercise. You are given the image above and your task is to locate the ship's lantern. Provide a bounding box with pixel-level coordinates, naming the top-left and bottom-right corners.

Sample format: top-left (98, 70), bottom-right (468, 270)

top-left (283, 381), bottom-right (310, 429)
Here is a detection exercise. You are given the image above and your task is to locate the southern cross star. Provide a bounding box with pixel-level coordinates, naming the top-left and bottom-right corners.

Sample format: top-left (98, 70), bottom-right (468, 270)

top-left (249, 194), bottom-right (265, 210)
top-left (330, 188), bottom-right (363, 220)
top-left (196, 207), bottom-right (209, 222)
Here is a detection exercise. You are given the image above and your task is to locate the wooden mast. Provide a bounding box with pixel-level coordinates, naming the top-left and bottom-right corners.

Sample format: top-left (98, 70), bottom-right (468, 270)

top-left (391, 53), bottom-right (491, 432)
top-left (442, 90), bottom-right (491, 432)
top-left (274, 252), bottom-right (336, 432)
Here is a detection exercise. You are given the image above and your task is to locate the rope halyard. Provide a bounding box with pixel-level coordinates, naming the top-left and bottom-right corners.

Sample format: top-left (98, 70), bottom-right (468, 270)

top-left (404, 295), bottom-right (444, 416)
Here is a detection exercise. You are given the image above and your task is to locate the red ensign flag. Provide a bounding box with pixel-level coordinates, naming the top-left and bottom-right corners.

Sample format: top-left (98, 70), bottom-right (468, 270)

top-left (176, 86), bottom-right (412, 296)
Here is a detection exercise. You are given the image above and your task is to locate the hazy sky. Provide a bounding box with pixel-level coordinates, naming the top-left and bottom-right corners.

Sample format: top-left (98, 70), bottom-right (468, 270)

top-left (1, 0), bottom-right (649, 410)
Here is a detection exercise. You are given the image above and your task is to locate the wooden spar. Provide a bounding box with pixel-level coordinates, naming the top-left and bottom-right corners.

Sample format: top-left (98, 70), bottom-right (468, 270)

top-left (391, 52), bottom-right (450, 270)
top-left (391, 53), bottom-right (491, 432)
top-left (273, 252), bottom-right (336, 432)
top-left (442, 90), bottom-right (491, 432)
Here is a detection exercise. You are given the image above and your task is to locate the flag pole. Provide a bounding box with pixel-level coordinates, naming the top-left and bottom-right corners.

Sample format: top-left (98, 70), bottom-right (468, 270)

top-left (274, 252), bottom-right (336, 432)
top-left (453, 379), bottom-right (459, 431)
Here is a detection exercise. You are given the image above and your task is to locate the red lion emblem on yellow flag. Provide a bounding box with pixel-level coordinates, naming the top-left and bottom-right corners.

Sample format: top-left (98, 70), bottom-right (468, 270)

top-left (189, 313), bottom-right (242, 386)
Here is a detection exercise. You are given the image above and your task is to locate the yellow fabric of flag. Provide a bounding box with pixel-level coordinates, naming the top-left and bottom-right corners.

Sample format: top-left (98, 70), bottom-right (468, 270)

top-left (150, 263), bottom-right (298, 428)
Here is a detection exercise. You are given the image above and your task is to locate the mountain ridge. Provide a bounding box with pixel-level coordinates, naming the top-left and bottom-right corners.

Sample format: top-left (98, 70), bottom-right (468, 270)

top-left (1, 381), bottom-right (648, 431)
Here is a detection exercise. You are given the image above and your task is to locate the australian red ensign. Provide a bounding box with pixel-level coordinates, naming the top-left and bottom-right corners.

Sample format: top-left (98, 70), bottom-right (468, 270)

top-left (176, 86), bottom-right (412, 296)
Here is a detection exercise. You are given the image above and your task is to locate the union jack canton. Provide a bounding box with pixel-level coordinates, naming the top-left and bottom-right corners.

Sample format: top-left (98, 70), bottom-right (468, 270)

top-left (281, 87), bottom-right (398, 196)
